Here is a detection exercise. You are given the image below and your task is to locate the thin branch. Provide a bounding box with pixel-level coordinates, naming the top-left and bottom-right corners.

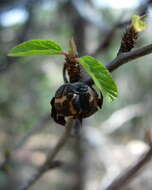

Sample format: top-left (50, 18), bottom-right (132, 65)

top-left (90, 0), bottom-right (150, 57)
top-left (101, 103), bottom-right (146, 134)
top-left (14, 114), bottom-right (50, 150)
top-left (86, 43), bottom-right (152, 85)
top-left (16, 118), bottom-right (74, 190)
top-left (0, 0), bottom-right (38, 72)
top-left (106, 43), bottom-right (152, 72)
top-left (103, 148), bottom-right (152, 190)
top-left (16, 161), bottom-right (63, 190)
top-left (91, 27), bottom-right (117, 57)
top-left (0, 114), bottom-right (50, 172)
top-left (90, 13), bottom-right (128, 57)
top-left (102, 129), bottom-right (152, 190)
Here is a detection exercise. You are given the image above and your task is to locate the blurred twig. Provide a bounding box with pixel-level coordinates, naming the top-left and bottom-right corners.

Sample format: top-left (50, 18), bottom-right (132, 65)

top-left (101, 103), bottom-right (146, 134)
top-left (14, 114), bottom-right (50, 150)
top-left (91, 26), bottom-right (117, 57)
top-left (16, 160), bottom-right (63, 190)
top-left (16, 118), bottom-right (74, 190)
top-left (72, 0), bottom-right (107, 30)
top-left (0, 0), bottom-right (36, 72)
top-left (101, 129), bottom-right (152, 190)
top-left (0, 114), bottom-right (50, 172)
top-left (61, 0), bottom-right (87, 55)
top-left (90, 12), bottom-right (128, 57)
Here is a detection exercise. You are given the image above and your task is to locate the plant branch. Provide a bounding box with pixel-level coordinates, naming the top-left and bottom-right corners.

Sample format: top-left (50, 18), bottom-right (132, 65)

top-left (86, 43), bottom-right (152, 85)
top-left (90, 0), bottom-right (150, 57)
top-left (14, 114), bottom-right (50, 150)
top-left (103, 148), bottom-right (152, 190)
top-left (0, 114), bottom-right (50, 172)
top-left (16, 118), bottom-right (74, 190)
top-left (102, 129), bottom-right (152, 190)
top-left (106, 43), bottom-right (152, 72)
top-left (90, 27), bottom-right (117, 57)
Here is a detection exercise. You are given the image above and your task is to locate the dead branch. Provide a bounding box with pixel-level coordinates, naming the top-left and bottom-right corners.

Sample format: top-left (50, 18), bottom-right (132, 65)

top-left (0, 114), bottom-right (50, 172)
top-left (101, 103), bottom-right (146, 134)
top-left (16, 118), bottom-right (75, 190)
top-left (101, 129), bottom-right (152, 190)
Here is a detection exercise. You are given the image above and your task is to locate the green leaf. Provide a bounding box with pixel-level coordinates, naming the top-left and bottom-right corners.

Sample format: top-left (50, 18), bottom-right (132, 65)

top-left (8, 40), bottom-right (63, 56)
top-left (79, 56), bottom-right (118, 102)
top-left (131, 15), bottom-right (147, 32)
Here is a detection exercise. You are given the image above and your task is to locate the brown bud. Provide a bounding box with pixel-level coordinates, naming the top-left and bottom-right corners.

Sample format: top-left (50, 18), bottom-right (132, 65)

top-left (118, 26), bottom-right (138, 55)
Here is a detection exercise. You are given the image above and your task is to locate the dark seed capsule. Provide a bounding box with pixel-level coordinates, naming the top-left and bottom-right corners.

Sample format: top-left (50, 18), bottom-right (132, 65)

top-left (51, 82), bottom-right (103, 125)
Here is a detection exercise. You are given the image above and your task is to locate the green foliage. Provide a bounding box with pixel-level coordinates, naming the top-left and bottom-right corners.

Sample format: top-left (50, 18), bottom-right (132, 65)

top-left (79, 56), bottom-right (118, 102)
top-left (8, 40), bottom-right (63, 56)
top-left (8, 40), bottom-right (118, 103)
top-left (131, 15), bottom-right (147, 32)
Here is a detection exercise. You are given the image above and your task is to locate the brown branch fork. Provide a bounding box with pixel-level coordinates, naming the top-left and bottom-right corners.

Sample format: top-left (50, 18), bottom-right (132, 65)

top-left (16, 42), bottom-right (152, 190)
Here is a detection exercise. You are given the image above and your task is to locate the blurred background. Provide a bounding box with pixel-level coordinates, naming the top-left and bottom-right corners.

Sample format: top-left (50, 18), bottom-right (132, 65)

top-left (0, 0), bottom-right (152, 190)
